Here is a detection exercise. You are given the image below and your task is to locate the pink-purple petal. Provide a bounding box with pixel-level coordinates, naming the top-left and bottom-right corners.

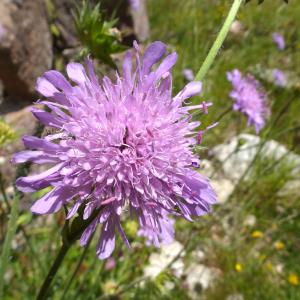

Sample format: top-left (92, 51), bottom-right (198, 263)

top-left (176, 81), bottom-right (202, 100)
top-left (31, 186), bottom-right (77, 214)
top-left (36, 76), bottom-right (58, 97)
top-left (96, 219), bottom-right (116, 259)
top-left (142, 41), bottom-right (166, 75)
top-left (154, 52), bottom-right (178, 80)
top-left (16, 163), bottom-right (64, 193)
top-left (66, 62), bottom-right (87, 84)
top-left (43, 70), bottom-right (73, 93)
top-left (12, 150), bottom-right (57, 164)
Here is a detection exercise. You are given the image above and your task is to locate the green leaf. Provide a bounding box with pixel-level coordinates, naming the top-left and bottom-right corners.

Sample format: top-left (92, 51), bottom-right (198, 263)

top-left (74, 0), bottom-right (127, 68)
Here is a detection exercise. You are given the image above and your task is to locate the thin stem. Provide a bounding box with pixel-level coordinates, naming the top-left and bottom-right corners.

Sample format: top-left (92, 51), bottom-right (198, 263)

top-left (36, 243), bottom-right (71, 300)
top-left (73, 255), bottom-right (100, 300)
top-left (36, 208), bottom-right (101, 300)
top-left (59, 233), bottom-right (94, 300)
top-left (214, 106), bottom-right (232, 123)
top-left (195, 0), bottom-right (243, 81)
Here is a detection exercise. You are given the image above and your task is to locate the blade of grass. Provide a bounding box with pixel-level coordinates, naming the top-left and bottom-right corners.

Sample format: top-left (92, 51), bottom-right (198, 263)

top-left (0, 191), bottom-right (21, 298)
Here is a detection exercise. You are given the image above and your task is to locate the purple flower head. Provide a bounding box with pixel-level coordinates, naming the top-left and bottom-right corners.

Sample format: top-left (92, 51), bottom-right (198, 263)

top-left (13, 41), bottom-right (216, 259)
top-left (182, 68), bottom-right (195, 81)
top-left (272, 32), bottom-right (285, 50)
top-left (272, 68), bottom-right (287, 87)
top-left (227, 69), bottom-right (269, 134)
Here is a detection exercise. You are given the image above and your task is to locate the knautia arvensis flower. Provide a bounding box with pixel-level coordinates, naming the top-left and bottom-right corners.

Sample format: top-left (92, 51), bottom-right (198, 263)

top-left (227, 69), bottom-right (269, 134)
top-left (13, 41), bottom-right (216, 259)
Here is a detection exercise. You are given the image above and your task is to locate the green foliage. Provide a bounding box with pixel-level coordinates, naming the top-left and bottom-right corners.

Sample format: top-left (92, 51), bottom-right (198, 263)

top-left (74, 0), bottom-right (126, 68)
top-left (1, 1), bottom-right (300, 299)
top-left (246, 0), bottom-right (289, 4)
top-left (0, 120), bottom-right (16, 148)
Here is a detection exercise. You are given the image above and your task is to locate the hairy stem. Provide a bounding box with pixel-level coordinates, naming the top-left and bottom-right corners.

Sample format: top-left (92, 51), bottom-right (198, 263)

top-left (195, 0), bottom-right (243, 81)
top-left (36, 243), bottom-right (71, 300)
top-left (36, 208), bottom-right (100, 300)
top-left (59, 232), bottom-right (94, 300)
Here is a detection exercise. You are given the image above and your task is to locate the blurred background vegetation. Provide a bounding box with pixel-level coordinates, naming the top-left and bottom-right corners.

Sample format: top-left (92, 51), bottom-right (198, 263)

top-left (0, 0), bottom-right (299, 299)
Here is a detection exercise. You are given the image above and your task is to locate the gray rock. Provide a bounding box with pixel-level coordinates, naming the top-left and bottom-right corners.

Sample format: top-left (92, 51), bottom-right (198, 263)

top-left (212, 134), bottom-right (300, 183)
top-left (101, 0), bottom-right (150, 43)
top-left (0, 106), bottom-right (38, 188)
top-left (211, 134), bottom-right (300, 198)
top-left (52, 0), bottom-right (79, 48)
top-left (0, 0), bottom-right (53, 103)
top-left (201, 159), bottom-right (234, 204)
top-left (185, 264), bottom-right (220, 298)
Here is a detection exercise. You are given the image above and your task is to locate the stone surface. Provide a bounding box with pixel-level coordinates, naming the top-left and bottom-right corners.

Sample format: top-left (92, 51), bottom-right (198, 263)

top-left (210, 133), bottom-right (300, 199)
top-left (0, 0), bottom-right (53, 103)
top-left (52, 0), bottom-right (79, 49)
top-left (201, 159), bottom-right (234, 204)
top-left (4, 106), bottom-right (37, 138)
top-left (143, 241), bottom-right (185, 279)
top-left (0, 106), bottom-right (38, 190)
top-left (211, 178), bottom-right (235, 204)
top-left (212, 134), bottom-right (300, 183)
top-left (201, 134), bottom-right (300, 204)
top-left (185, 264), bottom-right (220, 298)
top-left (101, 0), bottom-right (150, 44)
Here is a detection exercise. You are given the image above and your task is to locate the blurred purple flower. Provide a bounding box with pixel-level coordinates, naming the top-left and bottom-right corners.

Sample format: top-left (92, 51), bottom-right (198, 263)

top-left (182, 69), bottom-right (195, 81)
top-left (272, 68), bottom-right (287, 87)
top-left (272, 32), bottom-right (285, 50)
top-left (129, 0), bottom-right (140, 10)
top-left (105, 257), bottom-right (116, 270)
top-left (13, 41), bottom-right (216, 259)
top-left (227, 69), bottom-right (269, 134)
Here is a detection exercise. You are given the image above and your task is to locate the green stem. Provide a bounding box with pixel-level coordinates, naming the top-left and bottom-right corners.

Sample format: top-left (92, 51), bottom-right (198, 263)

top-left (195, 0), bottom-right (243, 81)
top-left (0, 192), bottom-right (21, 299)
top-left (59, 232), bottom-right (94, 300)
top-left (36, 243), bottom-right (71, 300)
top-left (35, 208), bottom-right (101, 300)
